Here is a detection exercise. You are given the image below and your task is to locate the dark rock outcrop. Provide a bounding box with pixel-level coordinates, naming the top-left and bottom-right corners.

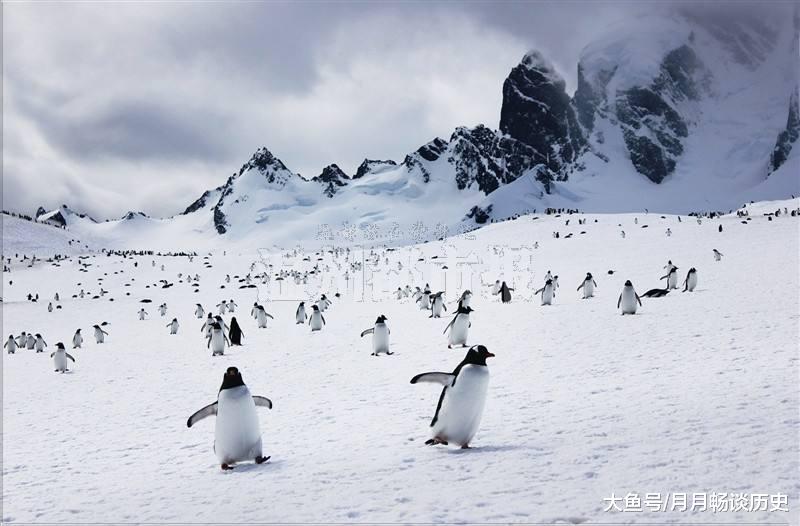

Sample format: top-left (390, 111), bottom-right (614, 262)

top-left (313, 164), bottom-right (349, 198)
top-left (769, 88), bottom-right (799, 175)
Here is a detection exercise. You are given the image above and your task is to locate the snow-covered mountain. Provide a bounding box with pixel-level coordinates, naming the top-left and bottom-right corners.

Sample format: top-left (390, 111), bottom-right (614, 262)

top-left (32, 7), bottom-right (799, 250)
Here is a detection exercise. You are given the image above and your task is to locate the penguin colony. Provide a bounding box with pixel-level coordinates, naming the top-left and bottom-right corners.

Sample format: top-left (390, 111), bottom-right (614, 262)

top-left (5, 204), bottom-right (793, 471)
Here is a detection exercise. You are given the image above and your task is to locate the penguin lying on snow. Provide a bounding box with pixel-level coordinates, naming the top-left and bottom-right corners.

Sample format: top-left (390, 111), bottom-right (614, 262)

top-left (641, 288), bottom-right (669, 298)
top-left (410, 345), bottom-right (494, 449)
top-left (187, 367), bottom-right (272, 470)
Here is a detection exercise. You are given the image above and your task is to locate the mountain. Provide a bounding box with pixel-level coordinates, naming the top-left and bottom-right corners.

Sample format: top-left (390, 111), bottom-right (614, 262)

top-left (33, 6), bottom-right (799, 249)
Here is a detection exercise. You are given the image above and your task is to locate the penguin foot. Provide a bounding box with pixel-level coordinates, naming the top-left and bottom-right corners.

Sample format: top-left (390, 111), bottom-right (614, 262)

top-left (220, 463), bottom-right (235, 470)
top-left (461, 444), bottom-right (471, 449)
top-left (255, 455), bottom-right (270, 464)
top-left (425, 438), bottom-right (448, 446)
top-left (385, 352), bottom-right (394, 355)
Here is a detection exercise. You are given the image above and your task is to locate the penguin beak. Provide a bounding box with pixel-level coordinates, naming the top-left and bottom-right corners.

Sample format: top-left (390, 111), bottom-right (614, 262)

top-left (485, 352), bottom-right (495, 358)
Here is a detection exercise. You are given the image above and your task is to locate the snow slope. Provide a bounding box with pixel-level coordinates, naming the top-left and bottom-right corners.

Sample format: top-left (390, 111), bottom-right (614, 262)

top-left (3, 200), bottom-right (798, 523)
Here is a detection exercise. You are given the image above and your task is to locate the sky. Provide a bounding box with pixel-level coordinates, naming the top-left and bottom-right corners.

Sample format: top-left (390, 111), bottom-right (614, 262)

top-left (0, 1), bottom-right (779, 219)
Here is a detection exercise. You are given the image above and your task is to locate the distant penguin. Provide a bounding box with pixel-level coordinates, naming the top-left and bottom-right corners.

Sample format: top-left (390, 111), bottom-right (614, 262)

top-left (207, 322), bottom-right (230, 356)
top-left (410, 345), bottom-right (494, 448)
top-left (255, 306), bottom-right (274, 328)
top-left (429, 292), bottom-right (448, 318)
top-left (295, 302), bottom-right (307, 324)
top-left (5, 335), bottom-right (18, 354)
top-left (51, 342), bottom-right (75, 373)
top-left (617, 280), bottom-right (642, 315)
top-left (361, 315), bottom-right (391, 356)
top-left (201, 313), bottom-right (215, 337)
top-left (227, 300), bottom-right (237, 313)
top-left (158, 303), bottom-right (168, 316)
top-left (416, 288), bottom-right (431, 310)
top-left (395, 288), bottom-right (404, 300)
top-left (534, 279), bottom-right (555, 306)
top-left (660, 267), bottom-right (679, 290)
top-left (499, 282), bottom-right (513, 304)
top-left (251, 302), bottom-right (259, 320)
top-left (308, 305), bottom-right (325, 331)
top-left (47, 302), bottom-right (53, 313)
top-left (72, 329), bottom-right (83, 349)
top-left (167, 318), bottom-right (180, 334)
top-left (444, 306), bottom-right (473, 349)
top-left (682, 268), bottom-right (698, 292)
top-left (713, 249), bottom-right (723, 261)
top-left (195, 304), bottom-right (205, 319)
top-left (16, 332), bottom-right (27, 348)
top-left (93, 325), bottom-right (108, 343)
top-left (318, 294), bottom-right (331, 312)
top-left (138, 308), bottom-right (148, 320)
top-left (186, 367), bottom-right (272, 470)
top-left (577, 273), bottom-right (597, 299)
top-left (456, 290), bottom-right (472, 309)
top-left (217, 300), bottom-right (228, 316)
top-left (26, 333), bottom-right (36, 349)
top-left (229, 317), bottom-right (244, 346)
top-left (34, 334), bottom-right (47, 353)
top-left (490, 280), bottom-right (501, 296)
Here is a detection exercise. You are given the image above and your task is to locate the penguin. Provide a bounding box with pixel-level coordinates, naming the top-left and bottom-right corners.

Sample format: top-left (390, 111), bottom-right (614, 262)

top-left (534, 279), bottom-right (555, 306)
top-left (207, 322), bottom-right (230, 356)
top-left (167, 318), bottom-right (180, 334)
top-left (51, 342), bottom-right (75, 373)
top-left (429, 292), bottom-right (448, 318)
top-left (617, 280), bottom-right (642, 315)
top-left (490, 280), bottom-right (501, 296)
top-left (195, 304), bottom-right (205, 319)
top-left (228, 317), bottom-right (244, 346)
top-left (72, 329), bottom-right (83, 349)
top-left (227, 300), bottom-right (237, 313)
top-left (577, 272), bottom-right (598, 299)
top-left (395, 288), bottom-right (404, 300)
top-left (186, 367), bottom-right (272, 470)
top-left (443, 306), bottom-right (473, 349)
top-left (682, 267), bottom-right (698, 292)
top-left (201, 313), bottom-right (215, 337)
top-left (416, 288), bottom-right (431, 310)
top-left (214, 315), bottom-right (230, 334)
top-left (456, 290), bottom-right (472, 309)
top-left (295, 302), bottom-right (307, 324)
top-left (660, 267), bottom-right (679, 290)
top-left (410, 345), bottom-right (494, 449)
top-left (251, 302), bottom-right (259, 320)
top-left (158, 303), bottom-right (168, 316)
top-left (25, 333), bottom-right (36, 350)
top-left (16, 332), bottom-right (27, 348)
top-left (5, 335), bottom-right (18, 354)
top-left (93, 324), bottom-right (109, 343)
top-left (641, 288), bottom-right (670, 298)
top-left (216, 300), bottom-right (228, 316)
top-left (48, 302), bottom-right (53, 313)
top-left (713, 249), bottom-right (723, 261)
top-left (360, 315), bottom-right (391, 356)
top-left (34, 334), bottom-right (47, 353)
top-left (663, 260), bottom-right (677, 273)
top-left (138, 308), bottom-right (148, 320)
top-left (254, 306), bottom-right (274, 328)
top-left (499, 282), bottom-right (513, 304)
top-left (308, 305), bottom-right (325, 331)
top-left (317, 294), bottom-right (331, 312)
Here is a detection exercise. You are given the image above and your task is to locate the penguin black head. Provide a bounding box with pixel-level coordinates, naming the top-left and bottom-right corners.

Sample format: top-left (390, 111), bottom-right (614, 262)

top-left (299, 301), bottom-right (305, 306)
top-left (375, 315), bottom-right (388, 324)
top-left (586, 272), bottom-right (593, 279)
top-left (93, 324), bottom-right (100, 329)
top-left (457, 305), bottom-right (474, 314)
top-left (624, 280), bottom-right (633, 286)
top-left (312, 305), bottom-right (319, 311)
top-left (35, 333), bottom-right (42, 337)
top-left (464, 345), bottom-right (495, 366)
top-left (211, 322), bottom-right (221, 330)
top-left (220, 367), bottom-right (245, 391)
top-left (545, 279), bottom-right (552, 285)
top-left (56, 342), bottom-right (65, 350)
top-left (76, 328), bottom-right (81, 333)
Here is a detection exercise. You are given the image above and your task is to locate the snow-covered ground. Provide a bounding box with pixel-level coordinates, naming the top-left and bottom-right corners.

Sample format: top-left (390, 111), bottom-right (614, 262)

top-left (2, 200), bottom-right (798, 523)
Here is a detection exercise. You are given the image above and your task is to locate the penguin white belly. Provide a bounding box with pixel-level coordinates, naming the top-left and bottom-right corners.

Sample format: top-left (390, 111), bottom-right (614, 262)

top-left (170, 323), bottom-right (179, 334)
top-left (620, 289), bottom-right (638, 314)
top-left (53, 351), bottom-right (68, 372)
top-left (309, 313), bottom-right (323, 331)
top-left (432, 365), bottom-right (489, 446)
top-left (541, 287), bottom-right (553, 305)
top-left (418, 295), bottom-right (430, 310)
top-left (95, 329), bottom-right (105, 343)
top-left (295, 309), bottom-right (306, 323)
top-left (431, 300), bottom-right (445, 317)
top-left (373, 325), bottom-right (389, 353)
top-left (448, 315), bottom-right (469, 346)
top-left (667, 273), bottom-right (677, 289)
top-left (583, 281), bottom-right (594, 298)
top-left (214, 387), bottom-right (262, 463)
top-left (686, 274), bottom-right (697, 291)
top-left (256, 313), bottom-right (267, 328)
top-left (210, 332), bottom-right (225, 354)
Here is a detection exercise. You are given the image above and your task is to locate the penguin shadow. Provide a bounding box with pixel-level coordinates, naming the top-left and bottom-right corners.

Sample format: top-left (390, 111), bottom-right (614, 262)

top-left (446, 444), bottom-right (523, 455)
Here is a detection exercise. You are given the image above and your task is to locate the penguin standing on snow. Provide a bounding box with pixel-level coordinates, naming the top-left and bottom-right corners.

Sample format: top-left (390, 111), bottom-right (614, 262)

top-left (167, 318), bottom-right (180, 334)
top-left (317, 294), bottom-right (331, 312)
top-left (682, 268), bottom-right (698, 292)
top-left (660, 266), bottom-right (679, 290)
top-left (228, 317), bottom-right (244, 346)
top-left (216, 300), bottom-right (228, 316)
top-left (195, 304), bottom-right (205, 319)
top-left (52, 342), bottom-right (75, 373)
top-left (227, 300), bottom-right (238, 313)
top-left (48, 302), bottom-right (53, 313)
top-left (72, 329), bottom-right (83, 349)
top-left (417, 286), bottom-right (431, 310)
top-left (410, 345), bottom-right (494, 449)
top-left (201, 313), bottom-right (215, 337)
top-left (308, 305), bottom-right (325, 331)
top-left (534, 279), bottom-right (555, 306)
top-left (499, 282), bottom-right (513, 304)
top-left (207, 322), bottom-right (230, 356)
top-left (429, 292), bottom-right (448, 318)
top-left (443, 306), bottom-right (473, 349)
top-left (186, 367), bottom-right (272, 470)
top-left (617, 280), bottom-right (642, 315)
top-left (295, 302), bottom-right (307, 324)
top-left (34, 334), bottom-right (47, 353)
top-left (93, 324), bottom-right (109, 344)
top-left (25, 333), bottom-right (36, 350)
top-left (490, 280), bottom-right (501, 296)
top-left (360, 315), bottom-right (391, 356)
top-left (16, 332), bottom-right (27, 348)
top-left (713, 249), bottom-right (723, 261)
top-left (5, 335), bottom-right (18, 354)
top-left (138, 308), bottom-right (149, 320)
top-left (577, 273), bottom-right (598, 299)
top-left (254, 306), bottom-right (274, 328)
top-left (158, 303), bottom-right (168, 317)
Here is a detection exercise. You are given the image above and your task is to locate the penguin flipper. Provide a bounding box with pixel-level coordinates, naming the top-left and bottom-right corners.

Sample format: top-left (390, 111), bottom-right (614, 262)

top-left (252, 396), bottom-right (273, 409)
top-left (360, 328), bottom-right (374, 337)
top-left (410, 372), bottom-right (455, 386)
top-left (66, 353), bottom-right (76, 362)
top-left (187, 402), bottom-right (218, 427)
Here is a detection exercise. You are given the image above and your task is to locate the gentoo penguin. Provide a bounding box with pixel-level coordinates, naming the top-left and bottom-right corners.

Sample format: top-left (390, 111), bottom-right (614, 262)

top-left (138, 308), bottom-right (148, 320)
top-left (295, 302), bottom-right (307, 324)
top-left (201, 314), bottom-right (215, 337)
top-left (214, 315), bottom-right (230, 333)
top-left (682, 268), bottom-right (698, 292)
top-left (227, 300), bottom-right (237, 313)
top-left (251, 302), bottom-right (259, 320)
top-left (410, 345), bottom-right (494, 449)
top-left (490, 280), bottom-right (501, 296)
top-left (317, 294), bottom-right (331, 312)
top-left (33, 334), bottom-right (47, 353)
top-left (416, 288), bottom-right (432, 310)
top-left (186, 367), bottom-right (272, 470)
top-left (167, 318), bottom-right (180, 334)
top-left (411, 287), bottom-right (422, 302)
top-left (25, 333), bottom-right (36, 350)
top-left (48, 302), bottom-right (53, 313)
top-left (429, 292), bottom-right (448, 318)
top-left (577, 273), bottom-right (598, 299)
top-left (195, 304), bottom-right (205, 319)
top-left (16, 332), bottom-right (27, 348)
top-left (456, 290), bottom-right (472, 309)
top-left (641, 288), bottom-right (670, 298)
top-left (617, 280), bottom-right (642, 315)
top-left (158, 303), bottom-right (168, 316)
top-left (534, 279), bottom-right (555, 306)
top-left (308, 305), bottom-right (325, 331)
top-left (5, 335), bottom-right (18, 354)
top-left (93, 324), bottom-right (108, 343)
top-left (395, 288), bottom-right (404, 300)
top-left (360, 315), bottom-right (391, 356)
top-left (216, 300), bottom-right (228, 316)
top-left (51, 342), bottom-right (75, 373)
top-left (254, 306), bottom-right (274, 328)
top-left (660, 267), bottom-right (679, 290)
top-left (499, 282), bottom-right (513, 304)
top-left (72, 329), bottom-right (83, 349)
top-left (228, 317), bottom-right (244, 346)
top-left (207, 322), bottom-right (230, 356)
top-left (443, 306), bottom-right (473, 349)
top-left (713, 249), bottom-right (723, 261)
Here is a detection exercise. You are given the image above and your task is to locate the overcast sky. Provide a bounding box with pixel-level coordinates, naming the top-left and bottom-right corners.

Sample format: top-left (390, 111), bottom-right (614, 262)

top-left (1, 1), bottom-right (772, 219)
